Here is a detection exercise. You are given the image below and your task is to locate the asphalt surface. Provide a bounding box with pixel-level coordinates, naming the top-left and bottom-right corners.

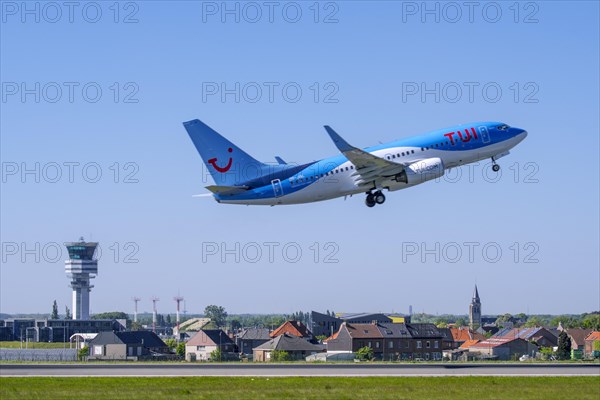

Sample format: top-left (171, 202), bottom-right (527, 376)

top-left (1, 363), bottom-right (599, 377)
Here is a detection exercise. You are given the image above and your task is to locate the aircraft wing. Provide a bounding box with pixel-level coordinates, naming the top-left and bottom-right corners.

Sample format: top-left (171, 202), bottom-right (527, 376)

top-left (324, 126), bottom-right (406, 188)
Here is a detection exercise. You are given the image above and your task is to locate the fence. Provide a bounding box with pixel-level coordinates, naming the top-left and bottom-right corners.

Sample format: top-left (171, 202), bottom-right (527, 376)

top-left (0, 348), bottom-right (78, 361)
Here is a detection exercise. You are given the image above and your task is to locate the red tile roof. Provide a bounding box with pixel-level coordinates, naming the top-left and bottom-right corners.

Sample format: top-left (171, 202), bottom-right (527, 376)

top-left (270, 321), bottom-right (312, 338)
top-left (450, 328), bottom-right (485, 342)
top-left (585, 331), bottom-right (600, 341)
top-left (459, 339), bottom-right (480, 349)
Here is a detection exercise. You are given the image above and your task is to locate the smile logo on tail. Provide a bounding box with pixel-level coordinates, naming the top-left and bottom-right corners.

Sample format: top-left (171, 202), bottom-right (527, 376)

top-left (208, 148), bottom-right (233, 173)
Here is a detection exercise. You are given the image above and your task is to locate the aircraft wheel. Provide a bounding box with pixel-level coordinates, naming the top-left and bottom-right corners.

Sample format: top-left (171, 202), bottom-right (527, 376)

top-left (375, 192), bottom-right (386, 204)
top-left (492, 164), bottom-right (500, 172)
top-left (365, 193), bottom-right (376, 208)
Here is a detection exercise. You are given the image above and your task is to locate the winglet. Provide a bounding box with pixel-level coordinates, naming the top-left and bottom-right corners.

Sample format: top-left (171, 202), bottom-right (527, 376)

top-left (324, 126), bottom-right (355, 153)
top-left (275, 156), bottom-right (287, 165)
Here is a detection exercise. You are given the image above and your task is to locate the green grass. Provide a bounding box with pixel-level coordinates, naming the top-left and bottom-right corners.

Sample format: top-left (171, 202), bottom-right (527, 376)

top-left (1, 377), bottom-right (599, 399)
top-left (0, 341), bottom-right (71, 349)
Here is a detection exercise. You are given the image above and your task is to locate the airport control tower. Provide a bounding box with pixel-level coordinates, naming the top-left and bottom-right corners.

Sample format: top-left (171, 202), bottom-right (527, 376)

top-left (65, 237), bottom-right (98, 320)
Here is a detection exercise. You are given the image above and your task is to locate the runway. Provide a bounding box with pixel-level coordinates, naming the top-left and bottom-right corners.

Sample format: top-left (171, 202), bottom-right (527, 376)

top-left (2, 363), bottom-right (599, 377)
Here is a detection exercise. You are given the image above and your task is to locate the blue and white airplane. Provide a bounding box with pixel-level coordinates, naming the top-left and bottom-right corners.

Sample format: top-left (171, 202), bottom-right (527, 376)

top-left (184, 119), bottom-right (527, 207)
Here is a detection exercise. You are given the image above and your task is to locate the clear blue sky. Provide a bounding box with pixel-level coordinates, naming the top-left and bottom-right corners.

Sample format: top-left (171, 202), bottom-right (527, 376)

top-left (1, 1), bottom-right (598, 316)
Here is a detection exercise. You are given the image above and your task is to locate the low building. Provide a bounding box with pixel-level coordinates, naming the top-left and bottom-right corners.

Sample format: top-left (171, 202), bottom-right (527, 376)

top-left (493, 327), bottom-right (557, 347)
top-left (566, 329), bottom-right (593, 351)
top-left (185, 329), bottom-right (236, 361)
top-left (271, 321), bottom-right (314, 341)
top-left (236, 328), bottom-right (271, 356)
top-left (253, 333), bottom-right (324, 362)
top-left (584, 331), bottom-right (600, 358)
top-left (326, 322), bottom-right (444, 361)
top-left (468, 337), bottom-right (537, 360)
top-left (88, 331), bottom-right (169, 360)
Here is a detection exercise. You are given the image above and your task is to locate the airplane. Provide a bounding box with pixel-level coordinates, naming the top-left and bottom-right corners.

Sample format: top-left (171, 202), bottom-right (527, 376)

top-left (183, 119), bottom-right (527, 207)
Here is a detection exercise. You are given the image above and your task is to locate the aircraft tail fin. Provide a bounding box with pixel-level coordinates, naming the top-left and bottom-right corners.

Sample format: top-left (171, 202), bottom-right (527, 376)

top-left (183, 119), bottom-right (266, 186)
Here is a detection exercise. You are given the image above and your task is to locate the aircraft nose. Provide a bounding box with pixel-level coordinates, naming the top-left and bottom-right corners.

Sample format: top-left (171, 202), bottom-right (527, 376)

top-left (512, 127), bottom-right (527, 138)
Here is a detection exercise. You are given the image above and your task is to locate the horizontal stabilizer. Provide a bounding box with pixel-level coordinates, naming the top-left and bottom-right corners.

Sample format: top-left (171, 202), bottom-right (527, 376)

top-left (205, 185), bottom-right (250, 195)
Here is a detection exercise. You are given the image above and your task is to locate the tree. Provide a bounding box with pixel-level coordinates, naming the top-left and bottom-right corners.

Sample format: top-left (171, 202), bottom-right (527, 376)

top-left (315, 335), bottom-right (328, 343)
top-left (166, 314), bottom-right (172, 326)
top-left (78, 345), bottom-right (89, 361)
top-left (557, 331), bottom-right (572, 360)
top-left (454, 317), bottom-right (467, 327)
top-left (130, 321), bottom-right (143, 331)
top-left (51, 300), bottom-right (59, 319)
top-left (204, 305), bottom-right (228, 327)
top-left (65, 306), bottom-right (71, 320)
top-left (210, 348), bottom-right (222, 362)
top-left (164, 338), bottom-right (177, 351)
top-left (356, 346), bottom-right (374, 361)
top-left (176, 342), bottom-right (185, 358)
top-left (581, 313), bottom-right (600, 330)
top-left (229, 319), bottom-right (241, 332)
top-left (435, 317), bottom-right (448, 328)
top-left (271, 350), bottom-right (291, 362)
top-left (92, 312), bottom-right (129, 320)
top-left (524, 316), bottom-right (544, 328)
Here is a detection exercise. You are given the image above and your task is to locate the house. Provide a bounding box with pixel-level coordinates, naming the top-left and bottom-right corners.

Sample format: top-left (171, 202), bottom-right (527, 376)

top-left (271, 321), bottom-right (313, 341)
top-left (326, 322), bottom-right (444, 361)
top-left (236, 327), bottom-right (271, 356)
top-left (584, 331), bottom-right (600, 358)
top-left (493, 327), bottom-right (558, 347)
top-left (468, 337), bottom-right (537, 360)
top-left (566, 328), bottom-right (592, 351)
top-left (437, 327), bottom-right (455, 350)
top-left (309, 311), bottom-right (409, 338)
top-left (406, 323), bottom-right (445, 361)
top-left (185, 329), bottom-right (236, 361)
top-left (88, 331), bottom-right (169, 360)
top-left (449, 327), bottom-right (486, 348)
top-left (253, 333), bottom-right (324, 361)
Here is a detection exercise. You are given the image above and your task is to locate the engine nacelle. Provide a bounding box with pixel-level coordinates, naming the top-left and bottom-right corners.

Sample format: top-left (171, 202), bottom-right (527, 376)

top-left (394, 157), bottom-right (444, 185)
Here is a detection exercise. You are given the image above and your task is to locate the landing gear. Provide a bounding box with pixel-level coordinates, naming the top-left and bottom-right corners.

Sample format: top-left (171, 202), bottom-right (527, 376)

top-left (491, 157), bottom-right (500, 172)
top-left (365, 190), bottom-right (385, 207)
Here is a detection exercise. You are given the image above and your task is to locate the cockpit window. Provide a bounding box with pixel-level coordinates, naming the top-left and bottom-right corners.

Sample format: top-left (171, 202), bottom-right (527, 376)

top-left (497, 124), bottom-right (510, 131)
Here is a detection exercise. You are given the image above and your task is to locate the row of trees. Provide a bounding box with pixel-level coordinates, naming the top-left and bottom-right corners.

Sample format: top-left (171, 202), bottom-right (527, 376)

top-left (50, 300), bottom-right (70, 320)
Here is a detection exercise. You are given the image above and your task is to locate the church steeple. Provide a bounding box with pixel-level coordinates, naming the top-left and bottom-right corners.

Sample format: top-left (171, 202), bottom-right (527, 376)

top-left (469, 285), bottom-right (482, 330)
